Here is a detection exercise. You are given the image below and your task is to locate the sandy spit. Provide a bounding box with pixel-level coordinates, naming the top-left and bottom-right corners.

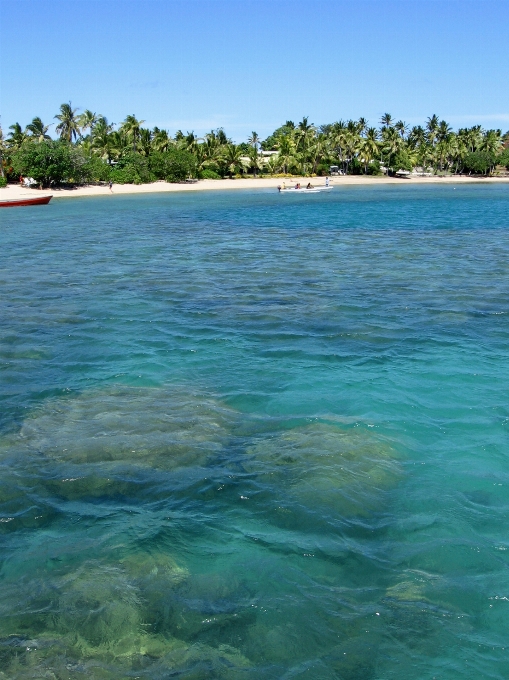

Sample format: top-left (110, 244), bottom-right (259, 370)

top-left (2, 175), bottom-right (508, 201)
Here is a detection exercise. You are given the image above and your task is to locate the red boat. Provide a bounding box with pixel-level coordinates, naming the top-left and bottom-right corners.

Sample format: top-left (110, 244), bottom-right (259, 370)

top-left (0, 195), bottom-right (52, 208)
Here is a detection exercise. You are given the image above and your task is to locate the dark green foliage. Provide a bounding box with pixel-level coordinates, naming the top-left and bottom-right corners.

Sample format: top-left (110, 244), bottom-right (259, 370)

top-left (497, 147), bottom-right (509, 170)
top-left (111, 152), bottom-right (153, 184)
top-left (315, 163), bottom-right (330, 176)
top-left (11, 140), bottom-right (90, 187)
top-left (198, 169), bottom-right (222, 179)
top-left (390, 150), bottom-right (413, 173)
top-left (83, 155), bottom-right (111, 182)
top-left (350, 158), bottom-right (363, 174)
top-left (261, 122), bottom-right (297, 150)
top-left (366, 160), bottom-right (382, 175)
top-left (0, 176), bottom-right (7, 187)
top-left (462, 151), bottom-right (496, 175)
top-left (148, 148), bottom-right (196, 182)
top-left (7, 108), bottom-right (507, 183)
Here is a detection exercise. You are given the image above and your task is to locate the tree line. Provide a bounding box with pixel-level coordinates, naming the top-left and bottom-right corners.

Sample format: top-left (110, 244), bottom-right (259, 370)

top-left (1, 103), bottom-right (508, 187)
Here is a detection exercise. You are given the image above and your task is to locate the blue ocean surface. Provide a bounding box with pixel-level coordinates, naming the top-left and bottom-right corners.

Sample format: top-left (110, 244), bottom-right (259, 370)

top-left (0, 184), bottom-right (508, 679)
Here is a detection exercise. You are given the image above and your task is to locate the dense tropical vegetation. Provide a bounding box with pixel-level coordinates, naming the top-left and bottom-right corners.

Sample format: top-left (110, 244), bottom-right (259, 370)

top-left (1, 103), bottom-right (508, 187)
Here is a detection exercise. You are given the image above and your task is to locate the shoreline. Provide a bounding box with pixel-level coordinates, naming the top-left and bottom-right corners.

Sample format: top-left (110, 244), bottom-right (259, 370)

top-left (2, 174), bottom-right (508, 200)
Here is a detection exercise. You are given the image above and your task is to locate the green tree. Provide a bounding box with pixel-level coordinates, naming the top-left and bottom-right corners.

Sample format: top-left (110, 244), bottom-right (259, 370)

top-left (391, 149), bottom-right (413, 173)
top-left (276, 135), bottom-right (296, 175)
top-left (462, 150), bottom-right (496, 175)
top-left (381, 127), bottom-right (405, 172)
top-left (110, 151), bottom-right (152, 184)
top-left (11, 140), bottom-right (89, 186)
top-left (360, 128), bottom-right (379, 173)
top-left (26, 117), bottom-right (52, 142)
top-left (77, 110), bottom-right (99, 137)
top-left (497, 147), bottom-right (509, 169)
top-left (0, 125), bottom-right (7, 178)
top-left (7, 123), bottom-right (26, 150)
top-left (148, 148), bottom-right (196, 182)
top-left (55, 102), bottom-right (81, 142)
top-left (261, 121), bottom-right (295, 151)
top-left (380, 113), bottom-right (394, 129)
top-left (119, 114), bottom-right (145, 152)
top-left (219, 144), bottom-right (245, 178)
top-left (91, 117), bottom-right (116, 163)
top-left (152, 128), bottom-right (171, 153)
top-left (137, 128), bottom-right (153, 156)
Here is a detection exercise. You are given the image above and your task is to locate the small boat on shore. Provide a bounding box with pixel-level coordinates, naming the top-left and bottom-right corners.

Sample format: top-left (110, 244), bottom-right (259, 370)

top-left (0, 195), bottom-right (53, 208)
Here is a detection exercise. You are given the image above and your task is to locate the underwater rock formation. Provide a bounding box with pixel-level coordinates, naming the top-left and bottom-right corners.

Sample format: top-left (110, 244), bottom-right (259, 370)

top-left (5, 385), bottom-right (237, 468)
top-left (244, 421), bottom-right (401, 522)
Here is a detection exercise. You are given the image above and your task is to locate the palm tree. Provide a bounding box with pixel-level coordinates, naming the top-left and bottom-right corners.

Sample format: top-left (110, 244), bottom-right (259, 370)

top-left (380, 113), bottom-right (394, 130)
top-left (0, 125), bottom-right (7, 178)
top-left (308, 136), bottom-right (326, 174)
top-left (137, 128), bottom-right (153, 156)
top-left (408, 125), bottom-right (426, 149)
top-left (152, 127), bottom-right (171, 153)
top-left (343, 127), bottom-right (360, 175)
top-left (220, 144), bottom-right (245, 178)
top-left (394, 120), bottom-right (408, 139)
top-left (55, 102), bottom-right (80, 142)
top-left (276, 134), bottom-right (296, 175)
top-left (78, 110), bottom-right (98, 138)
top-left (26, 117), bottom-right (52, 142)
top-left (247, 132), bottom-right (261, 176)
top-left (90, 116), bottom-right (115, 162)
top-left (426, 114), bottom-right (439, 146)
top-left (361, 128), bottom-right (379, 173)
top-left (119, 114), bottom-right (145, 152)
top-left (357, 117), bottom-right (368, 135)
top-left (436, 120), bottom-right (452, 143)
top-left (7, 122), bottom-right (26, 150)
top-left (216, 128), bottom-right (229, 145)
top-left (330, 120), bottom-right (348, 172)
top-left (296, 116), bottom-right (316, 153)
top-left (382, 127), bottom-right (404, 172)
top-left (265, 154), bottom-right (281, 176)
top-left (480, 129), bottom-right (503, 155)
top-left (248, 131), bottom-right (260, 151)
top-left (110, 130), bottom-right (130, 158)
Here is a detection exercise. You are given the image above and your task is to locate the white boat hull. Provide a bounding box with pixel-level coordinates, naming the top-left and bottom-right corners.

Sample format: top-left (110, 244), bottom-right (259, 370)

top-left (279, 186), bottom-right (333, 194)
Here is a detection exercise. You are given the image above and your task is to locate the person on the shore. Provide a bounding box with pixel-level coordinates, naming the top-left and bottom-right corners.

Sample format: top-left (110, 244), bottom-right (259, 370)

top-left (325, 176), bottom-right (329, 187)
top-left (109, 180), bottom-right (113, 193)
top-left (306, 182), bottom-right (312, 189)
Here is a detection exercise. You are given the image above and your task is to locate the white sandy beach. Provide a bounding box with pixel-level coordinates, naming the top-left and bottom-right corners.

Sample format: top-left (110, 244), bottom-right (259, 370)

top-left (2, 174), bottom-right (508, 201)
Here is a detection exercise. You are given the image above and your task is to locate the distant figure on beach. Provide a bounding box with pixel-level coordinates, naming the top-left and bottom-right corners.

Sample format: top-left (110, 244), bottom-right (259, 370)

top-left (277, 185), bottom-right (281, 192)
top-left (109, 180), bottom-right (113, 192)
top-left (306, 182), bottom-right (312, 189)
top-left (19, 175), bottom-right (23, 186)
top-left (325, 176), bottom-right (329, 187)
top-left (295, 183), bottom-right (301, 190)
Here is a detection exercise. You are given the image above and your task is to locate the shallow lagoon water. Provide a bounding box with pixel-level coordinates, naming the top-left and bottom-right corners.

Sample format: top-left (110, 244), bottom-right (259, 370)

top-left (1, 184), bottom-right (508, 678)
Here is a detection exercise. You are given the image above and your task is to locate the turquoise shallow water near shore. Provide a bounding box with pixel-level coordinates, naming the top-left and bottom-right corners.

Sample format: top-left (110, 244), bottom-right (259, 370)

top-left (1, 184), bottom-right (508, 678)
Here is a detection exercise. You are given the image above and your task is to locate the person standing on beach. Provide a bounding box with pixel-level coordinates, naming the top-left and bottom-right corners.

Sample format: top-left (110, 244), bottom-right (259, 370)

top-left (325, 176), bottom-right (329, 187)
top-left (109, 180), bottom-right (113, 193)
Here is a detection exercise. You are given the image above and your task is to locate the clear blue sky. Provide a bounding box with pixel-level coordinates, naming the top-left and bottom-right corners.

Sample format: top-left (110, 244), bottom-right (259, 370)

top-left (2, 0), bottom-right (508, 142)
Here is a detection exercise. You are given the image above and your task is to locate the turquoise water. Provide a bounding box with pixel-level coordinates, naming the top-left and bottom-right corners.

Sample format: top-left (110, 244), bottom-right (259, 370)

top-left (1, 184), bottom-right (508, 679)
